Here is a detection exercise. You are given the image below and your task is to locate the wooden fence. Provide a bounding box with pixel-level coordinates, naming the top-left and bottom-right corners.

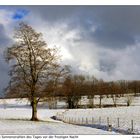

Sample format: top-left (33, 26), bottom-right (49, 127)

top-left (56, 113), bottom-right (137, 134)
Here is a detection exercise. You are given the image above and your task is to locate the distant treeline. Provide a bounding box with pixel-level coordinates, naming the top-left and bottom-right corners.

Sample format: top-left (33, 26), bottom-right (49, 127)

top-left (56, 75), bottom-right (140, 108)
top-left (6, 74), bottom-right (140, 99)
top-left (59, 75), bottom-right (140, 96)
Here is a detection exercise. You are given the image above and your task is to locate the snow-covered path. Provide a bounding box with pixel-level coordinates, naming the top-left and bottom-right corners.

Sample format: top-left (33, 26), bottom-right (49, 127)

top-left (0, 119), bottom-right (115, 134)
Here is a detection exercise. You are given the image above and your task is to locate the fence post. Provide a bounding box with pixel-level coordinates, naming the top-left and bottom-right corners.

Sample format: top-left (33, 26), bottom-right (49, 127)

top-left (117, 118), bottom-right (120, 127)
top-left (107, 117), bottom-right (112, 131)
top-left (86, 117), bottom-right (88, 124)
top-left (107, 117), bottom-right (109, 126)
top-left (92, 117), bottom-right (94, 124)
top-left (99, 116), bottom-right (101, 124)
top-left (131, 120), bottom-right (134, 131)
top-left (63, 116), bottom-right (64, 122)
top-left (82, 118), bottom-right (84, 124)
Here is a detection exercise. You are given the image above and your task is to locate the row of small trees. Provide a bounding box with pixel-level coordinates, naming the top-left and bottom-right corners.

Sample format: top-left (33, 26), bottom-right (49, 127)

top-left (59, 75), bottom-right (139, 108)
top-left (4, 22), bottom-right (140, 121)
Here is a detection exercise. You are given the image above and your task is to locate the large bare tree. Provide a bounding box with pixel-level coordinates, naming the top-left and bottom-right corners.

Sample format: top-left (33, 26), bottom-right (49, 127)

top-left (4, 22), bottom-right (62, 121)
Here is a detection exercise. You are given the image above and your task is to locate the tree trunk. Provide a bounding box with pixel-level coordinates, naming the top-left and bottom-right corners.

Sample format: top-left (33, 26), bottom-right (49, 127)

top-left (99, 95), bottom-right (102, 108)
top-left (89, 96), bottom-right (94, 108)
top-left (112, 95), bottom-right (117, 107)
top-left (92, 95), bottom-right (94, 108)
top-left (31, 97), bottom-right (38, 121)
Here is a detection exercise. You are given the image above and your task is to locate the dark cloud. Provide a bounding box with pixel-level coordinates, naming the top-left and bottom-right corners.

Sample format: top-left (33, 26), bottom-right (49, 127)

top-left (0, 5), bottom-right (140, 94)
top-left (24, 6), bottom-right (140, 80)
top-left (26, 6), bottom-right (140, 49)
top-left (4, 6), bottom-right (140, 48)
top-left (89, 6), bottom-right (140, 48)
top-left (0, 24), bottom-right (12, 97)
top-left (99, 58), bottom-right (116, 75)
top-left (0, 24), bottom-right (10, 46)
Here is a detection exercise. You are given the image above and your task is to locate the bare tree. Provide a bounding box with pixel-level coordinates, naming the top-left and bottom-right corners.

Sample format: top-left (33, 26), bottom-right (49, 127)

top-left (42, 65), bottom-right (70, 109)
top-left (111, 94), bottom-right (118, 107)
top-left (88, 95), bottom-right (94, 108)
top-left (4, 22), bottom-right (62, 121)
top-left (90, 76), bottom-right (98, 108)
top-left (109, 82), bottom-right (119, 107)
top-left (97, 79), bottom-right (105, 108)
top-left (62, 75), bottom-right (83, 109)
top-left (125, 91), bottom-right (134, 106)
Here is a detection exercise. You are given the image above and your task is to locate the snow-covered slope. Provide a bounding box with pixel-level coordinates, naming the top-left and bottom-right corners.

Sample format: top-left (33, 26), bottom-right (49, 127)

top-left (57, 106), bottom-right (140, 134)
top-left (0, 98), bottom-right (116, 135)
top-left (1, 98), bottom-right (140, 134)
top-left (0, 119), bottom-right (116, 134)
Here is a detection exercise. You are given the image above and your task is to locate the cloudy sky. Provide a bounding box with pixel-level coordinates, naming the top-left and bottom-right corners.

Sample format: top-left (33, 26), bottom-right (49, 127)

top-left (1, 6), bottom-right (140, 94)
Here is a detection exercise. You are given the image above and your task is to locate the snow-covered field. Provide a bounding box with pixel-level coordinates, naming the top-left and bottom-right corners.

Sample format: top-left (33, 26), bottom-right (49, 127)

top-left (55, 96), bottom-right (140, 134)
top-left (79, 95), bottom-right (140, 107)
top-left (0, 98), bottom-right (115, 135)
top-left (0, 97), bottom-right (140, 134)
top-left (57, 106), bottom-right (140, 134)
top-left (0, 119), bottom-right (115, 134)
